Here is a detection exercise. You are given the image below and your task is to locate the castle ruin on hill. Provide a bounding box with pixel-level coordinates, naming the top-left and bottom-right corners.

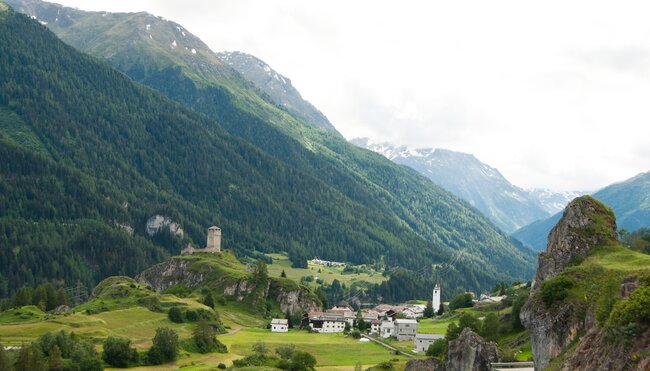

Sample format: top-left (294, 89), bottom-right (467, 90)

top-left (181, 226), bottom-right (221, 255)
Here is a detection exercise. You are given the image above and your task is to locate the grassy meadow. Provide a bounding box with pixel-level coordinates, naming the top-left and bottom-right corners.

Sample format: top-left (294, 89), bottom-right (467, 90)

top-left (266, 253), bottom-right (386, 286)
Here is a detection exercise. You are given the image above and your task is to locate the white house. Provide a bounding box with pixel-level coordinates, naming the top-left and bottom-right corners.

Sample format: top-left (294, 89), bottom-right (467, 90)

top-left (380, 320), bottom-right (394, 338)
top-left (370, 319), bottom-right (382, 335)
top-left (404, 304), bottom-right (426, 319)
top-left (479, 294), bottom-right (506, 303)
top-left (414, 333), bottom-right (444, 353)
top-left (308, 313), bottom-right (347, 333)
top-left (271, 318), bottom-right (288, 333)
top-left (394, 319), bottom-right (418, 341)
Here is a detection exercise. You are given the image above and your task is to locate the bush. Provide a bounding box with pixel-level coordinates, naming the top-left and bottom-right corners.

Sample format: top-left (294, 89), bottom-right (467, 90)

top-left (426, 339), bottom-right (448, 357)
top-left (275, 344), bottom-right (296, 360)
top-left (449, 293), bottom-right (474, 310)
top-left (217, 363), bottom-right (226, 369)
top-left (609, 285), bottom-right (650, 330)
top-left (102, 336), bottom-right (138, 367)
top-left (446, 313), bottom-right (481, 341)
top-left (147, 327), bottom-right (179, 365)
top-left (192, 321), bottom-right (227, 354)
top-left (540, 276), bottom-right (575, 307)
top-left (289, 351), bottom-right (317, 371)
top-left (479, 313), bottom-right (500, 341)
top-left (373, 361), bottom-right (395, 370)
top-left (168, 307), bottom-right (184, 323)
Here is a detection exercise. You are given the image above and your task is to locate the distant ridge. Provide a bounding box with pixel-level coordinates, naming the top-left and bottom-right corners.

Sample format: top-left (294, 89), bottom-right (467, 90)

top-left (352, 138), bottom-right (557, 233)
top-left (513, 171), bottom-right (650, 250)
top-left (217, 51), bottom-right (338, 133)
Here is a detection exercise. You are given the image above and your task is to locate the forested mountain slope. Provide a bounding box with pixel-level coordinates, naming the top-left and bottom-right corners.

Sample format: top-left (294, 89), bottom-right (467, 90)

top-left (1, 3), bottom-right (535, 299)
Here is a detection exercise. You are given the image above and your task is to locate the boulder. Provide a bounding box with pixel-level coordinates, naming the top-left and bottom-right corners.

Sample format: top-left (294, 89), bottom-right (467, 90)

top-left (405, 357), bottom-right (444, 371)
top-left (445, 328), bottom-right (499, 371)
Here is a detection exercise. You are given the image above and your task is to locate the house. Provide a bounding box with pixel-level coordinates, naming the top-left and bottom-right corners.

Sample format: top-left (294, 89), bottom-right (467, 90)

top-left (394, 319), bottom-right (418, 341)
top-left (414, 333), bottom-right (444, 353)
top-left (308, 312), bottom-right (347, 333)
top-left (361, 310), bottom-right (379, 322)
top-left (479, 294), bottom-right (506, 303)
top-left (271, 318), bottom-right (288, 333)
top-left (370, 319), bottom-right (382, 335)
top-left (380, 320), bottom-right (394, 338)
top-left (327, 309), bottom-right (355, 326)
top-left (403, 305), bottom-right (426, 319)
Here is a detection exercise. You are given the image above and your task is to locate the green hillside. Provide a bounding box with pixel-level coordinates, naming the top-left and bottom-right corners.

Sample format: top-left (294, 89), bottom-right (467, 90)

top-left (0, 2), bottom-right (534, 301)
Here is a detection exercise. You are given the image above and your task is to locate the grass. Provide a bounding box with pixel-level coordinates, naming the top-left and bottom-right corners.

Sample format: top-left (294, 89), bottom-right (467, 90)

top-left (220, 328), bottom-right (409, 367)
top-left (266, 253), bottom-right (386, 287)
top-left (416, 316), bottom-right (456, 335)
top-left (0, 305), bottom-right (46, 324)
top-left (584, 244), bottom-right (650, 271)
top-left (0, 306), bottom-right (194, 348)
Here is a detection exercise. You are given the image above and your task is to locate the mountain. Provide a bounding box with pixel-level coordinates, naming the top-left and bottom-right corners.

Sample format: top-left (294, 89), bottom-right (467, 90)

top-left (351, 138), bottom-right (550, 233)
top-left (513, 171), bottom-right (650, 250)
top-left (526, 188), bottom-right (585, 215)
top-left (217, 51), bottom-right (338, 133)
top-left (2, 1), bottom-right (536, 299)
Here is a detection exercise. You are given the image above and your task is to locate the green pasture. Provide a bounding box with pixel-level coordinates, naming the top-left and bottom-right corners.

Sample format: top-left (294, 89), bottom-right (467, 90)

top-left (266, 253), bottom-right (386, 287)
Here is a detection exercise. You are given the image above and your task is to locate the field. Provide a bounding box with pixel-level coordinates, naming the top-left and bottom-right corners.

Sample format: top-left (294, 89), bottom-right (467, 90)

top-left (416, 316), bottom-right (456, 334)
top-left (0, 299), bottom-right (409, 370)
top-left (266, 253), bottom-right (386, 286)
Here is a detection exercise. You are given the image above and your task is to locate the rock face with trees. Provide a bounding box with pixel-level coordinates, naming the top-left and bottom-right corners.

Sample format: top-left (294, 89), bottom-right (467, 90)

top-left (521, 196), bottom-right (650, 370)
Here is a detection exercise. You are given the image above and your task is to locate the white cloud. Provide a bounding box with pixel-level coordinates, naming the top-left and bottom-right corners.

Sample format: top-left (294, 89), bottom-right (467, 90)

top-left (55, 0), bottom-right (650, 191)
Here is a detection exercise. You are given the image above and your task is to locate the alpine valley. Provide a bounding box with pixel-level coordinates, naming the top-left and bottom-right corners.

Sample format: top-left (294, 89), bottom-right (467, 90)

top-left (0, 1), bottom-right (648, 371)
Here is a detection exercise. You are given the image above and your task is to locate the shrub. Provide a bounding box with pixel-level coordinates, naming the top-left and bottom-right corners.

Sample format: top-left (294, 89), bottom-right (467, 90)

top-left (192, 321), bottom-right (227, 354)
top-left (479, 313), bottom-right (500, 341)
top-left (168, 307), bottom-right (184, 323)
top-left (102, 336), bottom-right (138, 367)
top-left (147, 327), bottom-right (179, 365)
top-left (426, 339), bottom-right (448, 357)
top-left (540, 276), bottom-right (576, 307)
top-left (609, 285), bottom-right (650, 330)
top-left (217, 363), bottom-right (226, 369)
top-left (252, 341), bottom-right (268, 356)
top-left (275, 344), bottom-right (296, 360)
top-left (290, 351), bottom-right (317, 371)
top-left (449, 293), bottom-right (473, 310)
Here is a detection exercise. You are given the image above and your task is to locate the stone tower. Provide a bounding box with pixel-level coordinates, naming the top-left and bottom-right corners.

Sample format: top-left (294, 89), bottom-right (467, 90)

top-left (432, 281), bottom-right (441, 312)
top-left (206, 226), bottom-right (221, 252)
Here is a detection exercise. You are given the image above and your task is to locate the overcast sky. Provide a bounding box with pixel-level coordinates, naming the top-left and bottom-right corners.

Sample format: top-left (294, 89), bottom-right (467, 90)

top-left (55, 0), bottom-right (650, 191)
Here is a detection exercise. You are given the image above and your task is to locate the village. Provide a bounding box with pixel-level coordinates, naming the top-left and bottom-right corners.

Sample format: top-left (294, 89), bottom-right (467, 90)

top-left (268, 276), bottom-right (508, 355)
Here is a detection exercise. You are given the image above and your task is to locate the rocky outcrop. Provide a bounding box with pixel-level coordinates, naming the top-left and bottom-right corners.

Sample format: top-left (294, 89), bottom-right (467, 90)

top-left (145, 215), bottom-right (184, 238)
top-left (521, 196), bottom-right (619, 370)
top-left (405, 357), bottom-right (444, 371)
top-left (136, 256), bottom-right (320, 313)
top-left (562, 326), bottom-right (650, 371)
top-left (445, 328), bottom-right (499, 371)
top-left (136, 257), bottom-right (205, 292)
top-left (531, 196), bottom-right (616, 291)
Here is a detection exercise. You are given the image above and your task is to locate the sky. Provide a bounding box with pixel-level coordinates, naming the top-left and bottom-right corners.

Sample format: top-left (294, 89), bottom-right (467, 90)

top-left (54, 0), bottom-right (650, 191)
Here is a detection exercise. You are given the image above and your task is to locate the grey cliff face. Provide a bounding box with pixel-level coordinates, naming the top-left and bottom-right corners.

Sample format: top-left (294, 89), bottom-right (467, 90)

top-left (445, 328), bottom-right (499, 371)
top-left (136, 257), bottom-right (320, 313)
top-left (405, 358), bottom-right (444, 371)
top-left (521, 196), bottom-right (617, 370)
top-left (531, 197), bottom-right (616, 291)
